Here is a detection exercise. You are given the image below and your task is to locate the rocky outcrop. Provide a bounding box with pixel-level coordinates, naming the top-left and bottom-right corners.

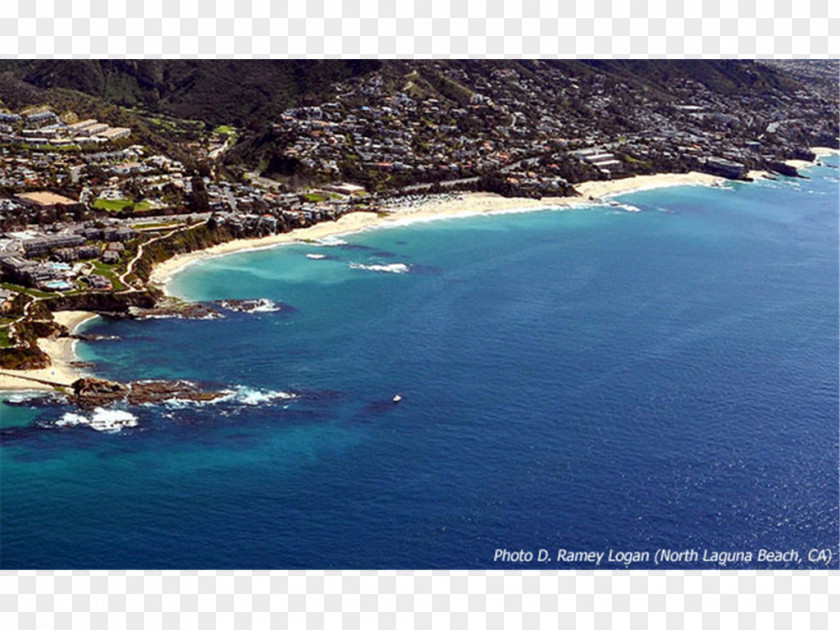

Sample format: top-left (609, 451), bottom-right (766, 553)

top-left (71, 377), bottom-right (130, 409)
top-left (704, 157), bottom-right (747, 179)
top-left (70, 376), bottom-right (227, 408)
top-left (128, 299), bottom-right (222, 320)
top-left (126, 380), bottom-right (227, 405)
top-left (214, 299), bottom-right (287, 314)
top-left (768, 161), bottom-right (802, 178)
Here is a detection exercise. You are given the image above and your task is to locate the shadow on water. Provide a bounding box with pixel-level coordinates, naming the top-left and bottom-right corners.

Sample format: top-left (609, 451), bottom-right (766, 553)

top-left (409, 264), bottom-right (443, 275)
top-left (357, 398), bottom-right (403, 419)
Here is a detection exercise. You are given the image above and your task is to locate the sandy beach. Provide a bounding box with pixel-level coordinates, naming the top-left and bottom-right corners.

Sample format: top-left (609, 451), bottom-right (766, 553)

top-left (149, 170), bottom-right (723, 290)
top-left (785, 159), bottom-right (815, 170)
top-left (0, 311), bottom-right (97, 392)
top-left (786, 146), bottom-right (839, 170)
top-left (575, 171), bottom-right (722, 198)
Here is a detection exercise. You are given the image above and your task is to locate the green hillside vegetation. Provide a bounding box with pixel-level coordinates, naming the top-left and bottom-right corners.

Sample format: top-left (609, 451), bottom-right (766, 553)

top-left (0, 60), bottom-right (381, 127)
top-left (1, 59), bottom-right (835, 189)
top-left (92, 198), bottom-right (152, 212)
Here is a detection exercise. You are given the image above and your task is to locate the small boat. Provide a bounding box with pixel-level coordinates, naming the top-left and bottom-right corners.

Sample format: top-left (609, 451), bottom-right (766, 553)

top-left (392, 394), bottom-right (402, 404)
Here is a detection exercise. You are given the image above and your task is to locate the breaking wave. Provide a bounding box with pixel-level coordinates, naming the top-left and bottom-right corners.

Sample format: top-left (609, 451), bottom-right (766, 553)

top-left (135, 312), bottom-right (223, 321)
top-left (216, 299), bottom-right (282, 313)
top-left (314, 236), bottom-right (348, 246)
top-left (157, 386), bottom-right (297, 408)
top-left (230, 386), bottom-right (298, 406)
top-left (613, 203), bottom-right (641, 212)
top-left (55, 408), bottom-right (139, 433)
top-left (348, 262), bottom-right (411, 274)
top-left (4, 392), bottom-right (48, 406)
top-left (306, 253), bottom-right (327, 260)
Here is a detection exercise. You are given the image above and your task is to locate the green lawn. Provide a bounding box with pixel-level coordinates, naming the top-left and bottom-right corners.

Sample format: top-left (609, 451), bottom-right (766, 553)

top-left (89, 262), bottom-right (127, 291)
top-left (0, 282), bottom-right (56, 299)
top-left (92, 198), bottom-right (153, 212)
top-left (213, 125), bottom-right (237, 136)
top-left (303, 192), bottom-right (328, 203)
top-left (6, 142), bottom-right (82, 152)
top-left (131, 221), bottom-right (181, 230)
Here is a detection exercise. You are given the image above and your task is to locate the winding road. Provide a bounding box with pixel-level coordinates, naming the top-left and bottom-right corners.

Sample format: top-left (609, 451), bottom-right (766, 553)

top-left (118, 220), bottom-right (208, 291)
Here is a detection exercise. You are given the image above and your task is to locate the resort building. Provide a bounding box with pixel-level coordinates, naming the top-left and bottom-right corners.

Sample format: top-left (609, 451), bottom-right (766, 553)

top-left (22, 234), bottom-right (87, 257)
top-left (78, 123), bottom-right (109, 137)
top-left (97, 127), bottom-right (131, 141)
top-left (66, 119), bottom-right (99, 134)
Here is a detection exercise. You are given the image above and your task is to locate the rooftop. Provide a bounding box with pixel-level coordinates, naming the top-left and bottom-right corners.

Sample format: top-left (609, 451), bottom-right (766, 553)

top-left (16, 191), bottom-right (78, 206)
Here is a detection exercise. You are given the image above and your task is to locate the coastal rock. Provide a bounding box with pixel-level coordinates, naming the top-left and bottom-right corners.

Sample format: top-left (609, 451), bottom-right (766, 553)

top-left (768, 161), bottom-right (802, 178)
top-left (214, 299), bottom-right (287, 313)
top-left (128, 301), bottom-right (222, 320)
top-left (71, 377), bottom-right (130, 409)
top-left (126, 380), bottom-right (228, 405)
top-left (70, 377), bottom-right (228, 408)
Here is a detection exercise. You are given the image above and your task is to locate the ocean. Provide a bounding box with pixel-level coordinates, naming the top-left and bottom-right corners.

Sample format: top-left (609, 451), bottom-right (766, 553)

top-left (2, 157), bottom-right (838, 569)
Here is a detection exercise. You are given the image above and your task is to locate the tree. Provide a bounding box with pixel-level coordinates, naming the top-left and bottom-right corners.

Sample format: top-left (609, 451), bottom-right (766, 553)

top-left (189, 176), bottom-right (209, 212)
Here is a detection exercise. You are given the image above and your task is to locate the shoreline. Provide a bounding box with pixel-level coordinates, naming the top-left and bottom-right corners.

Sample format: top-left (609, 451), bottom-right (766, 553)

top-left (786, 146), bottom-right (840, 170)
top-left (0, 311), bottom-right (98, 393)
top-left (149, 170), bottom-right (724, 292)
top-left (3, 154), bottom-right (835, 395)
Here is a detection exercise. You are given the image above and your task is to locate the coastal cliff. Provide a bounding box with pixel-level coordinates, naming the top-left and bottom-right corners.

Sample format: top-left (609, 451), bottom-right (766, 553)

top-left (47, 291), bottom-right (158, 315)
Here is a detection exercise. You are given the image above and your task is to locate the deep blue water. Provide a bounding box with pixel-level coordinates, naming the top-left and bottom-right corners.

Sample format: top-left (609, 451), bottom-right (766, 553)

top-left (2, 159), bottom-right (838, 569)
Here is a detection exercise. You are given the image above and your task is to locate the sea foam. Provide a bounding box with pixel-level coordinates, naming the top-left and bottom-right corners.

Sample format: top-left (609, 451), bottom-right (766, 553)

top-left (348, 262), bottom-right (411, 274)
top-left (216, 299), bottom-right (282, 313)
top-left (314, 236), bottom-right (348, 246)
top-left (55, 408), bottom-right (139, 433)
top-left (232, 386), bottom-right (297, 406)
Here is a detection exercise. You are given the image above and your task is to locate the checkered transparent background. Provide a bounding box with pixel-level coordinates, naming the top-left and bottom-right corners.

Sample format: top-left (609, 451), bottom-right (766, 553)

top-left (2, 0), bottom-right (840, 626)
top-left (2, 571), bottom-right (839, 627)
top-left (0, 0), bottom-right (838, 57)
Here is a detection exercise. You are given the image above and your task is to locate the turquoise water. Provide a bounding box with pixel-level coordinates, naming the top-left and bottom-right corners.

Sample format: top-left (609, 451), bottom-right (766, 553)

top-left (2, 158), bottom-right (838, 568)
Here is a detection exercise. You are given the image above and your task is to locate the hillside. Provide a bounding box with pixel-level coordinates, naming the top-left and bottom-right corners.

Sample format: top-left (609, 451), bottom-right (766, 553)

top-left (1, 60), bottom-right (836, 190)
top-left (0, 60), bottom-right (381, 127)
